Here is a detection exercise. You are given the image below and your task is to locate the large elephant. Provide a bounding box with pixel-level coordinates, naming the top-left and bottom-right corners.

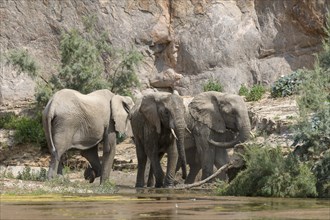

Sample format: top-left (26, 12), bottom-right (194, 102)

top-left (130, 92), bottom-right (187, 188)
top-left (183, 91), bottom-right (251, 183)
top-left (42, 89), bottom-right (134, 184)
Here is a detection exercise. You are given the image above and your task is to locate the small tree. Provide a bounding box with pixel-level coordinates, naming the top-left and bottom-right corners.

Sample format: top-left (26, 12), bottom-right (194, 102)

top-left (218, 144), bottom-right (317, 197)
top-left (238, 84), bottom-right (266, 102)
top-left (293, 14), bottom-right (330, 156)
top-left (203, 78), bottom-right (223, 92)
top-left (36, 15), bottom-right (142, 107)
top-left (5, 49), bottom-right (38, 78)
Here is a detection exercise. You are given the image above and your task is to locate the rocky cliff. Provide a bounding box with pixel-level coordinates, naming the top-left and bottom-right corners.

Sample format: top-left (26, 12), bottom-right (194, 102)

top-left (0, 0), bottom-right (328, 105)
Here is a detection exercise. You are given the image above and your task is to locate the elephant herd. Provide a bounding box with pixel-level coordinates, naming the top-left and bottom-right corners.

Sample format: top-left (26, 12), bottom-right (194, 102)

top-left (42, 89), bottom-right (251, 188)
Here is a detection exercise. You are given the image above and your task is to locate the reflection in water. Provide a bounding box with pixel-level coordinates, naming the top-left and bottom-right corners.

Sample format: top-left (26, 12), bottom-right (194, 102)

top-left (1, 192), bottom-right (330, 220)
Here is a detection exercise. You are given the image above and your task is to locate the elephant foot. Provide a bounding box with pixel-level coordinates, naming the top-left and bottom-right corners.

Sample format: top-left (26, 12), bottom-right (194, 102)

top-left (135, 183), bottom-right (144, 188)
top-left (155, 183), bottom-right (163, 188)
top-left (84, 167), bottom-right (96, 183)
top-left (163, 179), bottom-right (175, 188)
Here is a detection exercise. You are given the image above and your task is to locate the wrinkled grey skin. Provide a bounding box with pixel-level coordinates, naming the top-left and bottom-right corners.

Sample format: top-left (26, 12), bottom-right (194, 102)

top-left (183, 91), bottom-right (251, 183)
top-left (130, 92), bottom-right (187, 188)
top-left (42, 89), bottom-right (133, 184)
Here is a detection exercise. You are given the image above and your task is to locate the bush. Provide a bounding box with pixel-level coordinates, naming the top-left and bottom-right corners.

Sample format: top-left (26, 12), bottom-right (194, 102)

top-left (292, 15), bottom-right (330, 156)
top-left (238, 84), bottom-right (249, 97)
top-left (312, 150), bottom-right (330, 198)
top-left (1, 113), bottom-right (46, 147)
top-left (109, 49), bottom-right (143, 96)
top-left (13, 115), bottom-right (45, 146)
top-left (247, 84), bottom-right (266, 101)
top-left (5, 49), bottom-right (38, 77)
top-left (203, 78), bottom-right (223, 92)
top-left (17, 166), bottom-right (47, 181)
top-left (271, 71), bottom-right (303, 98)
top-left (36, 15), bottom-right (142, 107)
top-left (218, 144), bottom-right (317, 197)
top-left (0, 112), bottom-right (17, 129)
top-left (239, 84), bottom-right (266, 101)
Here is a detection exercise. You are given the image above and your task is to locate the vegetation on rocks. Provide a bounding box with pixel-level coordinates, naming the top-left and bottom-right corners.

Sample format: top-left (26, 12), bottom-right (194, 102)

top-left (36, 15), bottom-right (142, 108)
top-left (5, 49), bottom-right (38, 78)
top-left (239, 84), bottom-right (266, 101)
top-left (271, 71), bottom-right (302, 98)
top-left (203, 78), bottom-right (223, 92)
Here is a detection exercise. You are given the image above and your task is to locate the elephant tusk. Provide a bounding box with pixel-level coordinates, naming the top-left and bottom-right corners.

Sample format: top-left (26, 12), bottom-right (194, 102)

top-left (185, 127), bottom-right (191, 134)
top-left (171, 128), bottom-right (178, 140)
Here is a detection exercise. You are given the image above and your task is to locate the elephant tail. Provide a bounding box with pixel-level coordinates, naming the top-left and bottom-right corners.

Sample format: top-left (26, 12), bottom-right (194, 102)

top-left (45, 100), bottom-right (59, 161)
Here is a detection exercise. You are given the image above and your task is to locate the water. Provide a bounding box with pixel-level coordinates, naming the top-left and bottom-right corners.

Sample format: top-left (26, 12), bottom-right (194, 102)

top-left (1, 187), bottom-right (329, 219)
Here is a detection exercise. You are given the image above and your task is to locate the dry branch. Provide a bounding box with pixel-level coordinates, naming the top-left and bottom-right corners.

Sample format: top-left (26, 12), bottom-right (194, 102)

top-left (177, 163), bottom-right (229, 189)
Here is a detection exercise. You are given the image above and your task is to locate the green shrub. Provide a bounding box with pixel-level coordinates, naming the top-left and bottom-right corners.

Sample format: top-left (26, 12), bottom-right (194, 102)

top-left (312, 150), bottom-right (330, 198)
top-left (5, 114), bottom-right (46, 147)
top-left (271, 71), bottom-right (303, 98)
top-left (36, 15), bottom-right (142, 107)
top-left (238, 84), bottom-right (249, 97)
top-left (6, 49), bottom-right (38, 77)
top-left (17, 167), bottom-right (47, 181)
top-left (203, 78), bottom-right (223, 92)
top-left (292, 17), bottom-right (330, 156)
top-left (218, 144), bottom-right (317, 197)
top-left (57, 28), bottom-right (106, 94)
top-left (247, 84), bottom-right (266, 101)
top-left (109, 49), bottom-right (142, 96)
top-left (0, 112), bottom-right (17, 129)
top-left (239, 84), bottom-right (266, 101)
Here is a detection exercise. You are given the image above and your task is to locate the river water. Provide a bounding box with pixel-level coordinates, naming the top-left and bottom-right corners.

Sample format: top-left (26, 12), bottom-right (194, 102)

top-left (1, 187), bottom-right (329, 219)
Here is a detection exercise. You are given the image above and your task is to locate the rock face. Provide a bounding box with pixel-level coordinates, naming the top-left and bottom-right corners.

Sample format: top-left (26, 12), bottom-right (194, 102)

top-left (0, 0), bottom-right (328, 104)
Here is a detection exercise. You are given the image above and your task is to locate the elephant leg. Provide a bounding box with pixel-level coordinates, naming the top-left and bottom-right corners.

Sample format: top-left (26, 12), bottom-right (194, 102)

top-left (47, 138), bottom-right (67, 180)
top-left (214, 148), bottom-right (229, 181)
top-left (101, 123), bottom-right (117, 184)
top-left (57, 158), bottom-right (64, 175)
top-left (183, 147), bottom-right (199, 184)
top-left (194, 130), bottom-right (214, 181)
top-left (150, 149), bottom-right (165, 188)
top-left (135, 143), bottom-right (147, 188)
top-left (146, 162), bottom-right (154, 187)
top-left (164, 141), bottom-right (178, 187)
top-left (201, 145), bottom-right (215, 181)
top-left (81, 145), bottom-right (101, 183)
top-left (47, 154), bottom-right (58, 179)
top-left (185, 157), bottom-right (201, 184)
top-left (101, 131), bottom-right (116, 184)
top-left (185, 166), bottom-right (200, 184)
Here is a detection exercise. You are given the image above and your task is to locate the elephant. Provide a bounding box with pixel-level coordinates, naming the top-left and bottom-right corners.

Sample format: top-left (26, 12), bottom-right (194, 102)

top-left (183, 91), bottom-right (251, 183)
top-left (42, 88), bottom-right (134, 184)
top-left (130, 91), bottom-right (187, 188)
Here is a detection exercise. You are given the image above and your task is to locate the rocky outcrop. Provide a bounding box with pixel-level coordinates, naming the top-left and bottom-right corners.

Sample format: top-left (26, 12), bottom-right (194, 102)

top-left (0, 0), bottom-right (328, 105)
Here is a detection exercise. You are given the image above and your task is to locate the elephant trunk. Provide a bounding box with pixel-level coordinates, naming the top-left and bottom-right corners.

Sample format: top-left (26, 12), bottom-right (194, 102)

top-left (173, 119), bottom-right (187, 179)
top-left (208, 122), bottom-right (251, 148)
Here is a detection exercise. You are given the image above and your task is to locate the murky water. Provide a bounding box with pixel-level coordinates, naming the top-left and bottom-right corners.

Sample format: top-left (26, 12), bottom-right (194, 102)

top-left (1, 187), bottom-right (329, 219)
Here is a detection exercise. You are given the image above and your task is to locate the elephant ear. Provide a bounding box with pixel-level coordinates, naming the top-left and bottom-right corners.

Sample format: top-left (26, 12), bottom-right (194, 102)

top-left (189, 91), bottom-right (226, 133)
top-left (111, 95), bottom-right (134, 136)
top-left (140, 94), bottom-right (161, 134)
